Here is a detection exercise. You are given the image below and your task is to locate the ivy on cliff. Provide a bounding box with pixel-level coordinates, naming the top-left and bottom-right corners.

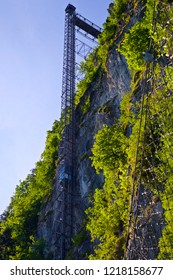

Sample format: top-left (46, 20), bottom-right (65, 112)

top-left (85, 93), bottom-right (146, 259)
top-left (86, 0), bottom-right (173, 260)
top-left (0, 120), bottom-right (62, 259)
top-left (86, 124), bottom-right (130, 259)
top-left (1, 0), bottom-right (173, 260)
top-left (118, 21), bottom-right (150, 71)
top-left (75, 0), bottom-right (130, 107)
top-left (75, 50), bottom-right (100, 107)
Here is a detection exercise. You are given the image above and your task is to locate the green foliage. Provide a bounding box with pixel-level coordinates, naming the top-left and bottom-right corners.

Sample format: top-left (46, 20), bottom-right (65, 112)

top-left (91, 124), bottom-right (127, 175)
top-left (118, 0), bottom-right (173, 72)
top-left (75, 0), bottom-right (130, 105)
top-left (26, 237), bottom-right (45, 260)
top-left (99, 0), bottom-right (129, 45)
top-left (112, 0), bottom-right (129, 19)
top-left (86, 181), bottom-right (129, 260)
top-left (86, 0), bottom-right (173, 260)
top-left (0, 225), bottom-right (15, 260)
top-left (72, 228), bottom-right (87, 247)
top-left (75, 51), bottom-right (100, 106)
top-left (80, 95), bottom-right (91, 115)
top-left (97, 0), bottom-right (129, 70)
top-left (151, 67), bottom-right (173, 259)
top-left (1, 0), bottom-right (172, 261)
top-left (118, 21), bottom-right (150, 71)
top-left (86, 121), bottom-right (131, 259)
top-left (0, 120), bottom-right (62, 259)
top-left (86, 93), bottom-right (147, 259)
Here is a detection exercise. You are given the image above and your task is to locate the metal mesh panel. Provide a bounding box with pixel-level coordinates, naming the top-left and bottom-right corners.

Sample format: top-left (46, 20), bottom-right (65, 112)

top-left (126, 0), bottom-right (173, 259)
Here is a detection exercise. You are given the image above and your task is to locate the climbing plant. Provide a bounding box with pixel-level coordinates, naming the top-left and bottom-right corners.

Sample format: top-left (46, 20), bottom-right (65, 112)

top-left (86, 0), bottom-right (173, 260)
top-left (86, 124), bottom-right (130, 259)
top-left (75, 0), bottom-right (130, 106)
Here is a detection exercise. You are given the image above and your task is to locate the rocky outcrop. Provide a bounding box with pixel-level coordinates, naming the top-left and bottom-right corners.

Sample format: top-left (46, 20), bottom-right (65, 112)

top-left (37, 0), bottom-right (166, 260)
top-left (37, 48), bottom-right (131, 259)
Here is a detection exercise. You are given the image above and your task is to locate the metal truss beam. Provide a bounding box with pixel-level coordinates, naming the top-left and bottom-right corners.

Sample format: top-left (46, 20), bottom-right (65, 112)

top-left (76, 38), bottom-right (92, 58)
top-left (75, 13), bottom-right (102, 41)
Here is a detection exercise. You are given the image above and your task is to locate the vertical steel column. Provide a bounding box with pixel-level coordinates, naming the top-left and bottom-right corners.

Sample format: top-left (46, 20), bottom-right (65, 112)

top-left (57, 4), bottom-right (76, 259)
top-left (61, 4), bottom-right (76, 117)
top-left (56, 4), bottom-right (101, 259)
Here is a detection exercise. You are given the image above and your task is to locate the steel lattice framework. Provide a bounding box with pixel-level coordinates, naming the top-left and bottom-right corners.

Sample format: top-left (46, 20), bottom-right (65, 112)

top-left (55, 4), bottom-right (102, 259)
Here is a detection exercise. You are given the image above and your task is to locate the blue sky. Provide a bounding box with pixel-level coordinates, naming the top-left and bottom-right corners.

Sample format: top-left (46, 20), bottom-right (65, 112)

top-left (0, 0), bottom-right (111, 214)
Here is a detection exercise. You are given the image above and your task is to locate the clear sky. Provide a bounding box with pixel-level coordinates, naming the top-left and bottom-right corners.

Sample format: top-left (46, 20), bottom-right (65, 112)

top-left (0, 0), bottom-right (111, 215)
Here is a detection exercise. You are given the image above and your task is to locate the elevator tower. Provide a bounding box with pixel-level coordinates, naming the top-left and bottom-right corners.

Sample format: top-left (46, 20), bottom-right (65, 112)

top-left (56, 4), bottom-right (102, 259)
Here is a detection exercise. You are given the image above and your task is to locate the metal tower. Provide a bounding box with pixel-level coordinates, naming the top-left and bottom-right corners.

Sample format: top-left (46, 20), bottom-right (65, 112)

top-left (56, 4), bottom-right (102, 259)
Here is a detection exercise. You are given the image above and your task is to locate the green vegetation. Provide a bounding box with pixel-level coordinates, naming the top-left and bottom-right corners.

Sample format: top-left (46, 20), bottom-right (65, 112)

top-left (75, 0), bottom-right (130, 106)
top-left (1, 0), bottom-right (173, 260)
top-left (72, 227), bottom-right (87, 247)
top-left (0, 120), bottom-right (62, 259)
top-left (85, 92), bottom-right (146, 259)
top-left (118, 21), bottom-right (150, 71)
top-left (75, 51), bottom-right (100, 107)
top-left (86, 0), bottom-right (173, 260)
top-left (80, 95), bottom-right (91, 115)
top-left (86, 124), bottom-right (130, 259)
top-left (97, 0), bottom-right (129, 68)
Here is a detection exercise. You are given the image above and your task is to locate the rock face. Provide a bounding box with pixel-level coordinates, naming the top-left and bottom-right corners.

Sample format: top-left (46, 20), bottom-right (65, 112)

top-left (37, 48), bottom-right (131, 259)
top-left (75, 48), bottom-right (131, 205)
top-left (37, 1), bottom-right (166, 260)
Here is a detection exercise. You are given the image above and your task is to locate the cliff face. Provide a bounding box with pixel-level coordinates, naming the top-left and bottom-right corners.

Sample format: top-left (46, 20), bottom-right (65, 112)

top-left (37, 0), bottom-right (173, 260)
top-left (75, 48), bottom-right (131, 206)
top-left (37, 0), bottom-right (146, 260)
top-left (37, 48), bottom-right (131, 259)
top-left (1, 0), bottom-right (172, 260)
